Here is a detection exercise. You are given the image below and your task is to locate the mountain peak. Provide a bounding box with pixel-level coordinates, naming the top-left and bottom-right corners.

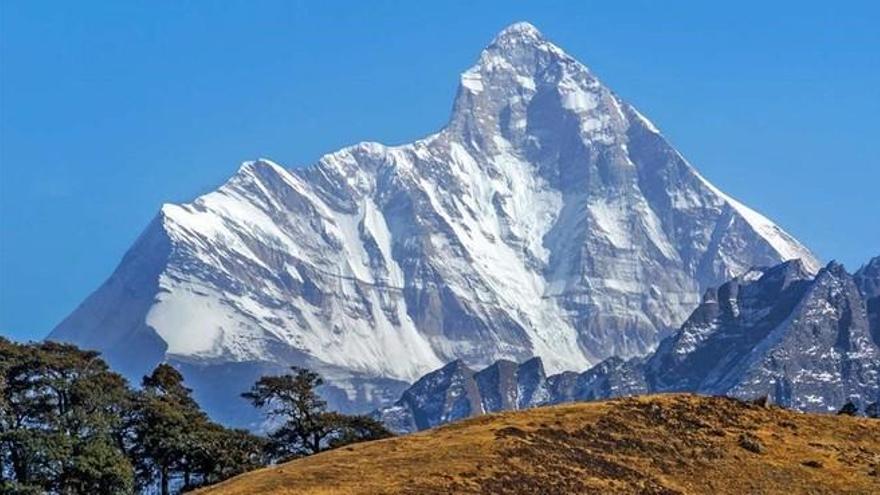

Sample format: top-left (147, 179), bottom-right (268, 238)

top-left (481, 21), bottom-right (569, 68)
top-left (51, 23), bottom-right (822, 425)
top-left (861, 256), bottom-right (880, 273)
top-left (819, 259), bottom-right (848, 279)
top-left (451, 21), bottom-right (597, 142)
top-left (490, 21), bottom-right (545, 45)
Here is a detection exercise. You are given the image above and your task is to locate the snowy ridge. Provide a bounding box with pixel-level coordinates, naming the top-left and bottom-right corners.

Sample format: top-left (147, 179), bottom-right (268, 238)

top-left (50, 22), bottom-right (820, 421)
top-left (692, 169), bottom-right (819, 274)
top-left (379, 257), bottom-right (880, 433)
top-left (647, 258), bottom-right (880, 412)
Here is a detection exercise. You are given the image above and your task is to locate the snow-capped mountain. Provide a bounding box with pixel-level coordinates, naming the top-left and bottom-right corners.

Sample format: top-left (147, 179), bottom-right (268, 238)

top-left (647, 258), bottom-right (879, 410)
top-left (378, 257), bottom-right (880, 433)
top-left (49, 22), bottom-right (818, 425)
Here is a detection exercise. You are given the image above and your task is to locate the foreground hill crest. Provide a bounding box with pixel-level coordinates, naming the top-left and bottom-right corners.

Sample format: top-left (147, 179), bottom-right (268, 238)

top-left (197, 395), bottom-right (880, 495)
top-left (51, 22), bottom-right (818, 421)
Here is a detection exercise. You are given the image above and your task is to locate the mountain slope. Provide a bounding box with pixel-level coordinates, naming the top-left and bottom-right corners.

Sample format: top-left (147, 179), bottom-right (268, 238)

top-left (377, 257), bottom-right (880, 432)
top-left (49, 22), bottom-right (818, 421)
top-left (198, 395), bottom-right (880, 495)
top-left (646, 258), bottom-right (880, 410)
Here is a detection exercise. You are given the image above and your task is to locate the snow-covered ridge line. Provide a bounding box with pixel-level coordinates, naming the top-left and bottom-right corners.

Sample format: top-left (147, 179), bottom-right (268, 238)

top-left (49, 21), bottom-right (821, 424)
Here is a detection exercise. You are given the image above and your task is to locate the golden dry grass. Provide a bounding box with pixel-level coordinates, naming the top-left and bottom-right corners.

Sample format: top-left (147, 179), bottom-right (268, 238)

top-left (197, 394), bottom-right (880, 494)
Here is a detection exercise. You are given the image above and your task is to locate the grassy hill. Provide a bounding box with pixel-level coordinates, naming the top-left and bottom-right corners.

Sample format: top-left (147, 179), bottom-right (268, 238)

top-left (197, 394), bottom-right (880, 494)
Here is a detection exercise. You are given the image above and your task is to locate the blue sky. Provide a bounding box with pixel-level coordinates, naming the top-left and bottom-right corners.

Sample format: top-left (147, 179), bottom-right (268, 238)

top-left (1, 1), bottom-right (878, 342)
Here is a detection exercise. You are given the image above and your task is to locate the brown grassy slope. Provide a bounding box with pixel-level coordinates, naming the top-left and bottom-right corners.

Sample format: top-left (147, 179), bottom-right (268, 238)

top-left (198, 394), bottom-right (880, 495)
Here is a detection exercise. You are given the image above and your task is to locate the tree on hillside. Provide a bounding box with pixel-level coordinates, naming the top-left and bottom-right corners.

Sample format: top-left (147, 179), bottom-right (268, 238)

top-left (866, 401), bottom-right (879, 419)
top-left (1, 339), bottom-right (267, 495)
top-left (325, 412), bottom-right (393, 449)
top-left (132, 363), bottom-right (266, 494)
top-left (243, 367), bottom-right (391, 460)
top-left (0, 338), bottom-right (135, 494)
top-left (131, 388), bottom-right (193, 494)
top-left (189, 423), bottom-right (267, 486)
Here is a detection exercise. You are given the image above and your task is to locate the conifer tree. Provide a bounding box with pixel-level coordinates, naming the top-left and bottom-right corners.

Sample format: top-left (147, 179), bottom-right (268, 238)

top-left (1, 339), bottom-right (266, 494)
top-left (133, 364), bottom-right (211, 494)
top-left (243, 366), bottom-right (391, 460)
top-left (0, 338), bottom-right (135, 493)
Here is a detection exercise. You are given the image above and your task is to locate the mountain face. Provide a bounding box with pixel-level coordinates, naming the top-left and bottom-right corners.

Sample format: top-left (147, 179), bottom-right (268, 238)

top-left (645, 258), bottom-right (880, 411)
top-left (48, 22), bottom-right (818, 425)
top-left (855, 256), bottom-right (880, 344)
top-left (377, 358), bottom-right (553, 432)
top-left (377, 257), bottom-right (880, 433)
top-left (375, 355), bottom-right (648, 433)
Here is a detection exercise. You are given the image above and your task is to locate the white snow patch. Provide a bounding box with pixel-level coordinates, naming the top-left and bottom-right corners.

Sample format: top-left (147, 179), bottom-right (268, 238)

top-left (631, 107), bottom-right (660, 133)
top-left (461, 71), bottom-right (484, 93)
top-left (588, 198), bottom-right (630, 249)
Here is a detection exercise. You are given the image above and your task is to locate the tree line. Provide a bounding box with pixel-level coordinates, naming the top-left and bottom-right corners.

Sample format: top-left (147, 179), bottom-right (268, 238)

top-left (0, 338), bottom-right (390, 494)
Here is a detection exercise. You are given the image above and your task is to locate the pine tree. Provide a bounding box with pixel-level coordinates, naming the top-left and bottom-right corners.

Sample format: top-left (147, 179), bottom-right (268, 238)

top-left (132, 364), bottom-right (208, 494)
top-left (131, 363), bottom-right (267, 493)
top-left (189, 424), bottom-right (267, 486)
top-left (325, 412), bottom-right (393, 449)
top-left (1, 339), bottom-right (266, 494)
top-left (243, 366), bottom-right (391, 460)
top-left (0, 338), bottom-right (135, 493)
top-left (242, 367), bottom-right (328, 458)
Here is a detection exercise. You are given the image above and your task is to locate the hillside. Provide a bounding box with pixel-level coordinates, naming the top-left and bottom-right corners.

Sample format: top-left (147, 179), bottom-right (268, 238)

top-left (197, 394), bottom-right (880, 494)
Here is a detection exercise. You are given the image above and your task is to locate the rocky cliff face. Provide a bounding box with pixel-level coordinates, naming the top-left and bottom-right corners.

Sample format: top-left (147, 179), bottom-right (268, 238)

top-left (49, 22), bottom-right (818, 425)
top-left (646, 258), bottom-right (879, 411)
top-left (376, 358), bottom-right (551, 432)
top-left (378, 257), bottom-right (880, 432)
top-left (855, 256), bottom-right (880, 344)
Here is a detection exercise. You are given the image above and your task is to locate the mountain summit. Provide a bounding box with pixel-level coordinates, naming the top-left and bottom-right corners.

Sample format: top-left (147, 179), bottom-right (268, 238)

top-left (49, 23), bottom-right (818, 424)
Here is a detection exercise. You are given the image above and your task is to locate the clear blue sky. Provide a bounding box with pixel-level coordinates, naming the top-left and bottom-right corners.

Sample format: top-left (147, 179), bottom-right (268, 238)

top-left (1, 1), bottom-right (878, 342)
